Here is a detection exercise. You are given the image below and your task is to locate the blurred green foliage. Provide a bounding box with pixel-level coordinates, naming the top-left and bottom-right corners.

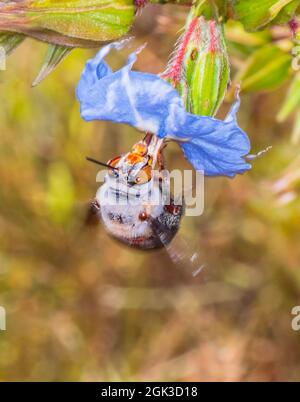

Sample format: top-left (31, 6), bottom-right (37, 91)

top-left (236, 44), bottom-right (292, 91)
top-left (0, 3), bottom-right (300, 382)
top-left (233, 0), bottom-right (299, 30)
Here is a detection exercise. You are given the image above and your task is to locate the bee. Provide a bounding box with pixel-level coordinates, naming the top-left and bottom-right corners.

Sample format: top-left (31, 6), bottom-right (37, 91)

top-left (87, 134), bottom-right (184, 250)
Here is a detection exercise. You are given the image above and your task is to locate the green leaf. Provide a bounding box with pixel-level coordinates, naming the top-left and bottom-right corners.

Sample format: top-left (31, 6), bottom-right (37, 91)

top-left (277, 72), bottom-right (300, 122)
top-left (32, 44), bottom-right (72, 87)
top-left (225, 21), bottom-right (271, 48)
top-left (236, 44), bottom-right (292, 92)
top-left (225, 21), bottom-right (271, 57)
top-left (273, 0), bottom-right (299, 24)
top-left (233, 0), bottom-right (298, 31)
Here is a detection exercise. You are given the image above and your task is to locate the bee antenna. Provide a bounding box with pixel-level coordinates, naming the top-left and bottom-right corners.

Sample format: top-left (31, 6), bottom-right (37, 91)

top-left (86, 156), bottom-right (119, 171)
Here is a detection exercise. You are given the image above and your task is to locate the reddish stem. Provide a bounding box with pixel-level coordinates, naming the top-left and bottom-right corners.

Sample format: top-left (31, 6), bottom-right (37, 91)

top-left (134, 0), bottom-right (148, 9)
top-left (289, 18), bottom-right (299, 38)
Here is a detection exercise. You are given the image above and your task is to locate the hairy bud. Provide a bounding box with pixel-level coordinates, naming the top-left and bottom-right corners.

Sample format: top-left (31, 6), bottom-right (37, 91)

top-left (0, 0), bottom-right (135, 47)
top-left (163, 12), bottom-right (230, 117)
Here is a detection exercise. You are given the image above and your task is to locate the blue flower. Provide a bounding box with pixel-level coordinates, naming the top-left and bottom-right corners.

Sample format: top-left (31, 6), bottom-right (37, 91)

top-left (76, 40), bottom-right (251, 177)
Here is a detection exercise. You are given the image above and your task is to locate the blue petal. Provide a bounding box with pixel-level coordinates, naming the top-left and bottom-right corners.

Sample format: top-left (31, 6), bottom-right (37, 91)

top-left (76, 41), bottom-right (251, 177)
top-left (174, 98), bottom-right (251, 177)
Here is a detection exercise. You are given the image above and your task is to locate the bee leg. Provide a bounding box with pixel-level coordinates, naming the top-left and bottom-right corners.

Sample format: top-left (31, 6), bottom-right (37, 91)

top-left (157, 146), bottom-right (166, 171)
top-left (148, 206), bottom-right (182, 249)
top-left (85, 199), bottom-right (101, 226)
top-left (147, 216), bottom-right (172, 248)
top-left (143, 132), bottom-right (153, 145)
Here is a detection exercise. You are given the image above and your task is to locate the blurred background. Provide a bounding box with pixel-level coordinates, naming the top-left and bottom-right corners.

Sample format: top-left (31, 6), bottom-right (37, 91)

top-left (1, 4), bottom-right (300, 381)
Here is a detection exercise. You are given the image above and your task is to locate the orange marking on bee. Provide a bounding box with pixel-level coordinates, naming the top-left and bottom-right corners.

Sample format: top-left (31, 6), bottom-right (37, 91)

top-left (132, 142), bottom-right (148, 156)
top-left (125, 153), bottom-right (144, 165)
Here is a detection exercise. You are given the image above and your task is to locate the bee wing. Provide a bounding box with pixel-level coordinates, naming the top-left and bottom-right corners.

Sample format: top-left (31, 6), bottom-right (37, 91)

top-left (165, 231), bottom-right (206, 278)
top-left (150, 212), bottom-right (206, 278)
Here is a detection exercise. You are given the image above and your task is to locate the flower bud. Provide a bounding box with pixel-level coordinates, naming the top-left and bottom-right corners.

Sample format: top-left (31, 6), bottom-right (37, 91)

top-left (0, 0), bottom-right (135, 47)
top-left (163, 13), bottom-right (230, 117)
top-left (0, 0), bottom-right (135, 84)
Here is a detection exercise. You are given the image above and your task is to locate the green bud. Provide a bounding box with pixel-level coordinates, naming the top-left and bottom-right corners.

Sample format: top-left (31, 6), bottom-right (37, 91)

top-left (0, 0), bottom-right (135, 47)
top-left (0, 0), bottom-right (135, 84)
top-left (164, 11), bottom-right (230, 117)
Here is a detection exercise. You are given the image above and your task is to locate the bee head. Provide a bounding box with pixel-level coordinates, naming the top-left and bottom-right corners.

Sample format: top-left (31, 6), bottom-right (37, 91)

top-left (106, 140), bottom-right (153, 186)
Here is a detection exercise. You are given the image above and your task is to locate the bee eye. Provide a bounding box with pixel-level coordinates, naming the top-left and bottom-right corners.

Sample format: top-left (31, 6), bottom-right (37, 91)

top-left (107, 155), bottom-right (121, 178)
top-left (107, 155), bottom-right (121, 168)
top-left (134, 165), bottom-right (152, 185)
